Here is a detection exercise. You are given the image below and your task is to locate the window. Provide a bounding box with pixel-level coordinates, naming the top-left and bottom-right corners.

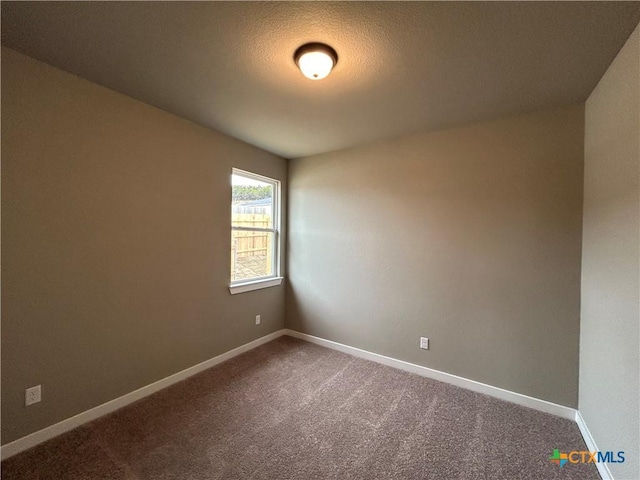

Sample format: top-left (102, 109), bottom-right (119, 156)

top-left (229, 169), bottom-right (282, 294)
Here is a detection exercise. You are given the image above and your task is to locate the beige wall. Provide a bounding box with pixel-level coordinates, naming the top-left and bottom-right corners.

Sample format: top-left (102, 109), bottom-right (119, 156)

top-left (287, 105), bottom-right (584, 407)
top-left (580, 24), bottom-right (639, 480)
top-left (1, 48), bottom-right (287, 444)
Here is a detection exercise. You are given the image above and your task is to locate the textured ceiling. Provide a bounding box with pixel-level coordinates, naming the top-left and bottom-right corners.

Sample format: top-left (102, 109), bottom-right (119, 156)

top-left (2, 2), bottom-right (639, 158)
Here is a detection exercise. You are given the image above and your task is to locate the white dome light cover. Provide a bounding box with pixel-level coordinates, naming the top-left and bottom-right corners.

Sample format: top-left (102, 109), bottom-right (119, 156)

top-left (294, 43), bottom-right (338, 80)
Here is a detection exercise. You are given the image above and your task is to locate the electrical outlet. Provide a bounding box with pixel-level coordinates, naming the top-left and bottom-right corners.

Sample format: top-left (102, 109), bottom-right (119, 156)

top-left (255, 315), bottom-right (261, 325)
top-left (25, 385), bottom-right (41, 406)
top-left (420, 337), bottom-right (429, 350)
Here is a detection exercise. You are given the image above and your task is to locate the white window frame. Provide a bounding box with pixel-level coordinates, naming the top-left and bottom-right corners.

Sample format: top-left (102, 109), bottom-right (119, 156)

top-left (229, 169), bottom-right (283, 295)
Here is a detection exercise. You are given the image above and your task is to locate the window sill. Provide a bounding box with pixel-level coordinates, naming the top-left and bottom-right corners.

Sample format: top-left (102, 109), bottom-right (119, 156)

top-left (229, 277), bottom-right (284, 295)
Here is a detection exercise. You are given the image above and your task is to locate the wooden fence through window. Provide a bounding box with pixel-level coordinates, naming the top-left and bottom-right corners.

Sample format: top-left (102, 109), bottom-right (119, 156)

top-left (231, 213), bottom-right (273, 279)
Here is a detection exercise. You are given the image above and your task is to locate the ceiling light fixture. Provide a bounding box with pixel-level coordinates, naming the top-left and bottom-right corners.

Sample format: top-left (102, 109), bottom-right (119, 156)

top-left (294, 43), bottom-right (338, 80)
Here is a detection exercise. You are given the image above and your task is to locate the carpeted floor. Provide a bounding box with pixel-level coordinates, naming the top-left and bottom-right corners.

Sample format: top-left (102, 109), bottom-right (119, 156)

top-left (2, 336), bottom-right (598, 479)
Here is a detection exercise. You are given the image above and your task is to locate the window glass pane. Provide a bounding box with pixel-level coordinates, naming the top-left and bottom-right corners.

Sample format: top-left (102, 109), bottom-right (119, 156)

top-left (232, 173), bottom-right (273, 228)
top-left (231, 230), bottom-right (275, 282)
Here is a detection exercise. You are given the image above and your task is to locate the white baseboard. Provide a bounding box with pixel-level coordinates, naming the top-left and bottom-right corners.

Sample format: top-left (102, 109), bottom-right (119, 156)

top-left (0, 329), bottom-right (287, 461)
top-left (1, 327), bottom-right (597, 469)
top-left (575, 411), bottom-right (611, 480)
top-left (284, 329), bottom-right (577, 421)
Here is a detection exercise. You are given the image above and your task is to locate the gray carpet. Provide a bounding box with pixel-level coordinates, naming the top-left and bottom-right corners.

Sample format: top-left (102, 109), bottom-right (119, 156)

top-left (2, 336), bottom-right (598, 479)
